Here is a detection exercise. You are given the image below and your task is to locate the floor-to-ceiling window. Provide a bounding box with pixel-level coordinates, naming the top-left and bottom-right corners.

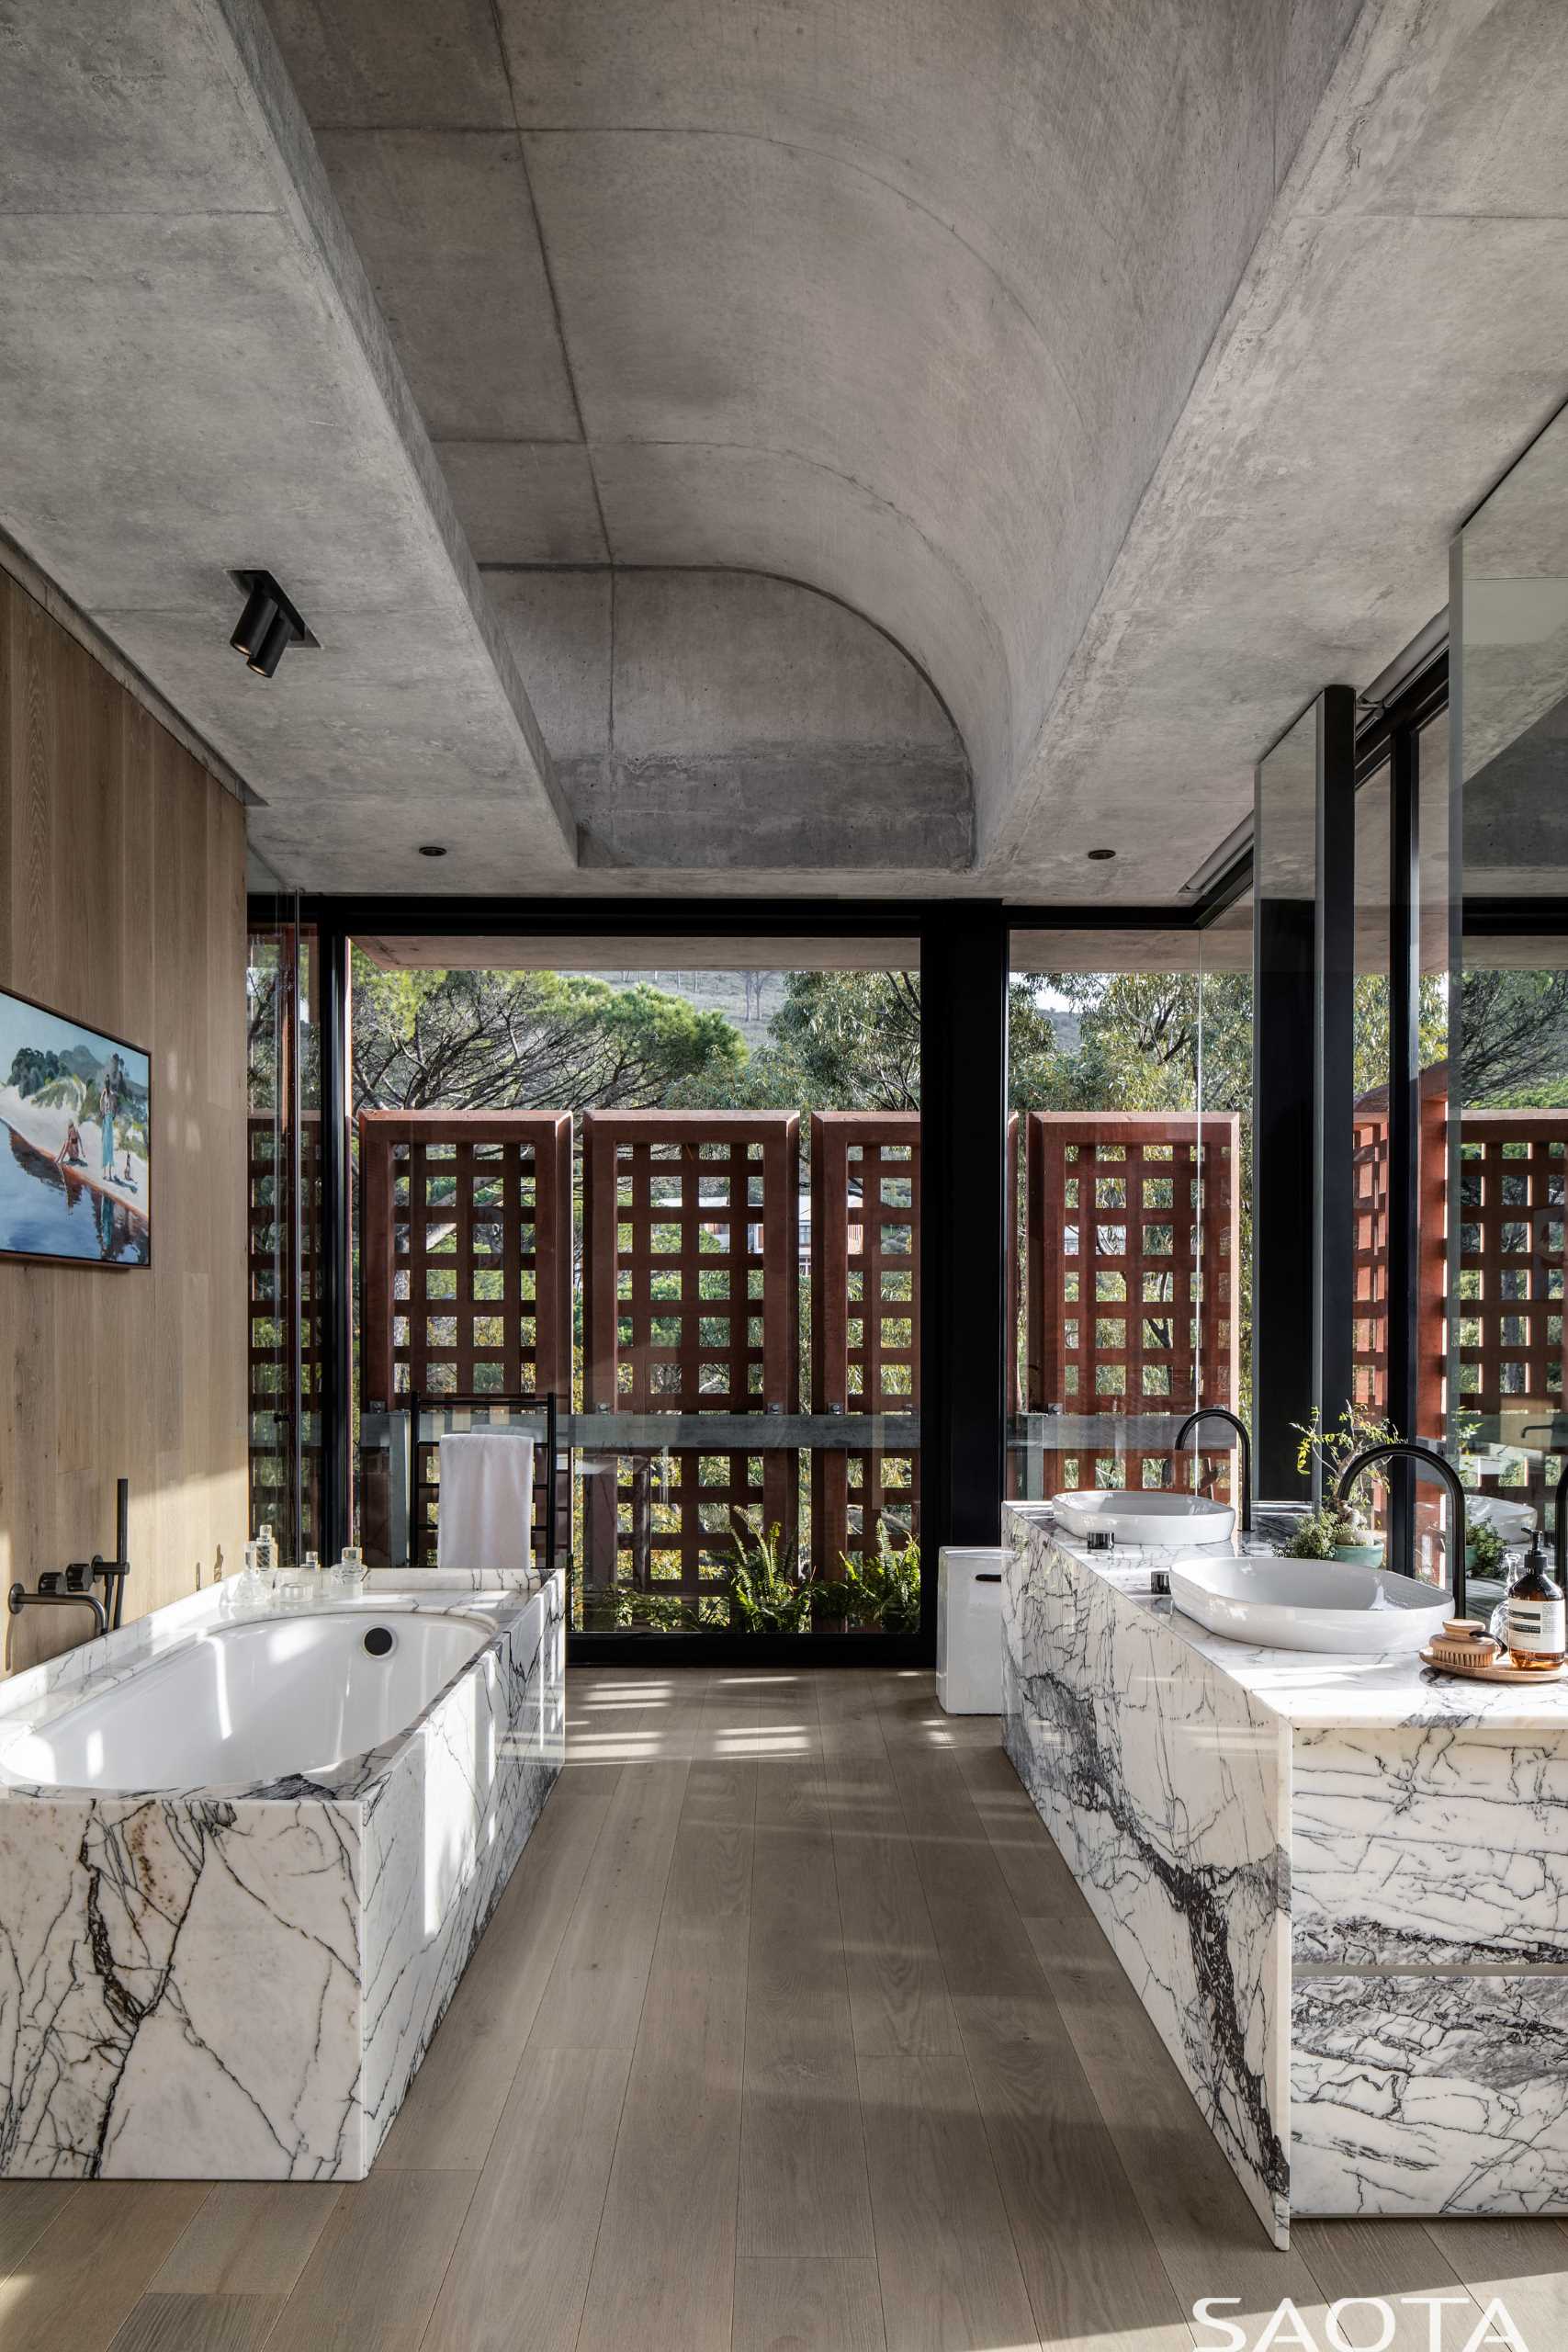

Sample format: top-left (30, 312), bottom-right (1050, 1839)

top-left (1452, 401), bottom-right (1568, 1599)
top-left (244, 856), bottom-right (300, 1557)
top-left (243, 870), bottom-right (322, 1564)
top-left (345, 931), bottom-right (925, 1646)
top-left (1005, 922), bottom-right (1252, 1513)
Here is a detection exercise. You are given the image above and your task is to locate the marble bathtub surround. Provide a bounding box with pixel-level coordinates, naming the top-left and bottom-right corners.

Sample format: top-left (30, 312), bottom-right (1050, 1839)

top-left (1002, 1504), bottom-right (1568, 2244)
top-left (0, 1568), bottom-right (564, 2180)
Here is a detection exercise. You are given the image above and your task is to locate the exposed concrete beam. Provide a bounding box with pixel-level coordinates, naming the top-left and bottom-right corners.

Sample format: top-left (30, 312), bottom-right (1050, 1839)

top-left (0, 0), bottom-right (575, 894)
top-left (995, 0), bottom-right (1568, 900)
top-left (0, 526), bottom-right (254, 808)
top-left (359, 934), bottom-right (922, 973)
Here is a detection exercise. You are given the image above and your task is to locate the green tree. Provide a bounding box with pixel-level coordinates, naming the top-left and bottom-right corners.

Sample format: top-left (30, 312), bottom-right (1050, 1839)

top-left (677, 969), bottom-right (1064, 1113)
top-left (350, 956), bottom-right (747, 1113)
top-left (1459, 967), bottom-right (1568, 1103)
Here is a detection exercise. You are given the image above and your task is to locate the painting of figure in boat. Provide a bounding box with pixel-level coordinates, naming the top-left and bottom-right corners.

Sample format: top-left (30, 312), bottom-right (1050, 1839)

top-left (0, 989), bottom-right (150, 1266)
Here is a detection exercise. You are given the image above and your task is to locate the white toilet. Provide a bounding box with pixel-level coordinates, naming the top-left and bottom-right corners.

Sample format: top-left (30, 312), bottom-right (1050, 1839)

top-left (935, 1545), bottom-right (1007, 1713)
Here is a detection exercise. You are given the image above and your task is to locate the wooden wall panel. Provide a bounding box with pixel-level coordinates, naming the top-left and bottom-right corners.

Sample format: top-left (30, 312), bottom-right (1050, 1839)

top-left (0, 568), bottom-right (249, 1674)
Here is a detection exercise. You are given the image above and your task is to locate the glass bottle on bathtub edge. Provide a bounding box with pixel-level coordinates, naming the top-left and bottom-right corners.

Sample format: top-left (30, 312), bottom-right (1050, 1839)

top-left (278, 1550), bottom-right (323, 1611)
top-left (222, 1541), bottom-right (273, 1616)
top-left (331, 1545), bottom-right (368, 1600)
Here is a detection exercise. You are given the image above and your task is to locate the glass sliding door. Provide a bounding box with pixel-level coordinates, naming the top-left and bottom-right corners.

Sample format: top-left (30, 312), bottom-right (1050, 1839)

top-left (1452, 404), bottom-right (1568, 1589)
top-left (1006, 929), bottom-right (1246, 1513)
top-left (348, 933), bottom-right (922, 1644)
top-left (244, 855), bottom-right (305, 1559)
top-left (1198, 883), bottom-right (1254, 1492)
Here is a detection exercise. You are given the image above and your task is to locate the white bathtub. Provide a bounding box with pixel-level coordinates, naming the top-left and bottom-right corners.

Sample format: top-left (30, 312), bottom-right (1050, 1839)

top-left (0, 1606), bottom-right (491, 1792)
top-left (0, 1571), bottom-right (565, 2180)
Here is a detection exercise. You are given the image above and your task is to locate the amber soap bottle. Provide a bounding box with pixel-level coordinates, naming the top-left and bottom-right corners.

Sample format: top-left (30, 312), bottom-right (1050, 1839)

top-left (1505, 1532), bottom-right (1567, 1672)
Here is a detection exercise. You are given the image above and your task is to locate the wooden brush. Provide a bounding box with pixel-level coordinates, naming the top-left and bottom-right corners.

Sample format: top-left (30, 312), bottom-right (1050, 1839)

top-left (1427, 1618), bottom-right (1502, 1671)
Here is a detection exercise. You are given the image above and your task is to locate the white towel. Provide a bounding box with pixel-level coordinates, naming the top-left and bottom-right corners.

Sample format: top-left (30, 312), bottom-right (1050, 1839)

top-left (436, 1432), bottom-right (535, 1576)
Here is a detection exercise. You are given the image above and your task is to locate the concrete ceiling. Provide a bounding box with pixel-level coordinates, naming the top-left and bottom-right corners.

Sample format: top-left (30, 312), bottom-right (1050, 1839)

top-left (4, 1), bottom-right (1568, 899)
top-left (265, 0), bottom-right (1365, 888)
top-left (0, 0), bottom-right (575, 888)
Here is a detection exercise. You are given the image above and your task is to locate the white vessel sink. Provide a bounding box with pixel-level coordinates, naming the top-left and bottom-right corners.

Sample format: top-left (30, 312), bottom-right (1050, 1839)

top-left (1051, 1489), bottom-right (1236, 1548)
top-left (1168, 1555), bottom-right (1452, 1654)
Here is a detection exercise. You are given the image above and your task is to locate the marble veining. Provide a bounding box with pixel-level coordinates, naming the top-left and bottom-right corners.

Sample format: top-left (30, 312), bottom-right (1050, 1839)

top-left (1003, 1502), bottom-right (1568, 2239)
top-left (1292, 1973), bottom-right (1568, 2218)
top-left (0, 1570), bottom-right (563, 2179)
top-left (1004, 1515), bottom-right (1290, 2242)
top-left (1292, 1724), bottom-right (1568, 1969)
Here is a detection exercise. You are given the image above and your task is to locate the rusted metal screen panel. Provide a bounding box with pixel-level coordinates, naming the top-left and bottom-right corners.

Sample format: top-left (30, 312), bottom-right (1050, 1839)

top-left (809, 1112), bottom-right (919, 1575)
top-left (357, 1112), bottom-right (572, 1566)
top-left (247, 1110), bottom-right (290, 1539)
top-left (1349, 1091), bottom-right (1474, 1449)
top-left (581, 1110), bottom-right (799, 1615)
top-left (1352, 1114), bottom-right (1391, 1412)
top-left (357, 1110), bottom-right (573, 1406)
top-left (1456, 1111), bottom-right (1568, 1485)
top-left (1417, 1089), bottom-right (1448, 1438)
top-left (247, 1110), bottom-right (321, 1547)
top-left (1024, 1111), bottom-right (1241, 1498)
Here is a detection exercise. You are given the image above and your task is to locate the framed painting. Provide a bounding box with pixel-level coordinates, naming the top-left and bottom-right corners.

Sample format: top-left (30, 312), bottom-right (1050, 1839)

top-left (0, 987), bottom-right (151, 1267)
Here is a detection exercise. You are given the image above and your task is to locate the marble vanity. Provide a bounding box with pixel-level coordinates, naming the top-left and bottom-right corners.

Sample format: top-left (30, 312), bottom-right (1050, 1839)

top-left (1003, 1502), bottom-right (1568, 2246)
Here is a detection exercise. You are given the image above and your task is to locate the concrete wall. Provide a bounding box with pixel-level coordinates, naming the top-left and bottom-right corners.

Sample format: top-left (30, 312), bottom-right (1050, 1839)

top-left (0, 562), bottom-right (249, 1674)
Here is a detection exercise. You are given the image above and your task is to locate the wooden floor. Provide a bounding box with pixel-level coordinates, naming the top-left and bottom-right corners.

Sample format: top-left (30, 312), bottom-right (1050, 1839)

top-left (6, 1668), bottom-right (1568, 2351)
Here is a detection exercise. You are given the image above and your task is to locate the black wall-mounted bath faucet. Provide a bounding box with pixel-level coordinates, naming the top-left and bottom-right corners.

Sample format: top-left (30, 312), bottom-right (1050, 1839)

top-left (63, 1476), bottom-right (131, 1632)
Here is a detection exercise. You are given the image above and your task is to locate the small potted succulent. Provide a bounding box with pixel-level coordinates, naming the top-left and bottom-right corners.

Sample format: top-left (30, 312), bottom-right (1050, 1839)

top-left (1292, 1404), bottom-right (1400, 1566)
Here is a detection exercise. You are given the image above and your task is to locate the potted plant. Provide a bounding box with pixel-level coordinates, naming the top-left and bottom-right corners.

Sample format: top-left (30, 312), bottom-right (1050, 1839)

top-left (1292, 1404), bottom-right (1399, 1566)
top-left (1465, 1515), bottom-right (1509, 1581)
top-left (1280, 1504), bottom-right (1359, 1562)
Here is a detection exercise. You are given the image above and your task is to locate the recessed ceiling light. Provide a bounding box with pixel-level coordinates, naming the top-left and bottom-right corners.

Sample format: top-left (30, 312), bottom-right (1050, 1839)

top-left (1087, 847), bottom-right (1116, 861)
top-left (417, 843), bottom-right (447, 858)
top-left (230, 571), bottom-right (316, 678)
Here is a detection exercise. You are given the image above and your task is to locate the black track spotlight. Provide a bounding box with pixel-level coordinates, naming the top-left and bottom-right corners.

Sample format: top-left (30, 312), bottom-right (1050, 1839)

top-left (230, 580), bottom-right (279, 660)
top-left (229, 571), bottom-right (316, 680)
top-left (249, 610), bottom-right (294, 678)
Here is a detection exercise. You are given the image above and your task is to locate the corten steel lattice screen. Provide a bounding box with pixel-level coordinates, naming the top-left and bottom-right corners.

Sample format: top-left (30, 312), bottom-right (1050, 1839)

top-left (809, 1113), bottom-right (919, 1574)
top-left (1352, 1115), bottom-right (1391, 1412)
top-left (1351, 1091), bottom-right (1447, 1434)
top-left (1023, 1112), bottom-right (1241, 1497)
top-left (581, 1111), bottom-right (799, 1620)
top-left (246, 1111), bottom-right (321, 1547)
top-left (358, 1112), bottom-right (572, 1566)
top-left (1456, 1112), bottom-right (1568, 1504)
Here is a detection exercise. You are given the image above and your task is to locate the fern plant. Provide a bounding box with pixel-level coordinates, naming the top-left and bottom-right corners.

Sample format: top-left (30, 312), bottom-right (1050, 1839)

top-left (821, 1523), bottom-right (922, 1634)
top-left (725, 1515), bottom-right (819, 1634)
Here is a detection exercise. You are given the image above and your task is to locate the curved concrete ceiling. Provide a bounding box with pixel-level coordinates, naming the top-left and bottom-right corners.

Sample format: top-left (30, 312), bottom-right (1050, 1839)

top-left (489, 567), bottom-right (970, 870)
top-left (271, 0), bottom-right (1360, 860)
top-left (6, 1), bottom-right (1568, 898)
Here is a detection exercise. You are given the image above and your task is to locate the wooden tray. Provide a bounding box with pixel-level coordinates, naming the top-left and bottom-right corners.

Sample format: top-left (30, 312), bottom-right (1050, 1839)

top-left (1420, 1646), bottom-right (1567, 1684)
